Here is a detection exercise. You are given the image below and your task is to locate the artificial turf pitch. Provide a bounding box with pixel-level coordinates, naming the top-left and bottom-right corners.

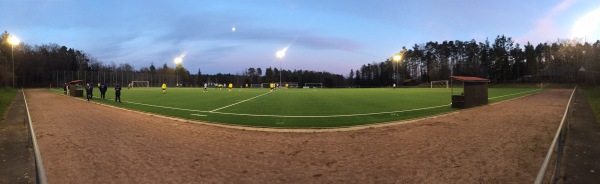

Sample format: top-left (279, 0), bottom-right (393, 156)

top-left (50, 87), bottom-right (540, 128)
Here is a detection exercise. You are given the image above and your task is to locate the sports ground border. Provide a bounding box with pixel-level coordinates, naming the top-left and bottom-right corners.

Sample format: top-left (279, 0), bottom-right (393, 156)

top-left (11, 87), bottom-right (580, 182)
top-left (47, 88), bottom-right (541, 133)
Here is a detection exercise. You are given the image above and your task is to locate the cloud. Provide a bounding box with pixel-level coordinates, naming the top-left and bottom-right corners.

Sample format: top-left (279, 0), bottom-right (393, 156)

top-left (515, 0), bottom-right (575, 44)
top-left (296, 35), bottom-right (361, 52)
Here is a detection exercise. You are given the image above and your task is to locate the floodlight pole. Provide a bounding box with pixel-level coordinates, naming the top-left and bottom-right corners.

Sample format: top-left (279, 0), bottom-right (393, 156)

top-left (174, 57), bottom-right (183, 87)
top-left (395, 60), bottom-right (398, 86)
top-left (393, 54), bottom-right (401, 87)
top-left (392, 49), bottom-right (406, 87)
top-left (12, 44), bottom-right (15, 88)
top-left (279, 58), bottom-right (282, 87)
top-left (8, 35), bottom-right (20, 88)
top-left (276, 49), bottom-right (286, 88)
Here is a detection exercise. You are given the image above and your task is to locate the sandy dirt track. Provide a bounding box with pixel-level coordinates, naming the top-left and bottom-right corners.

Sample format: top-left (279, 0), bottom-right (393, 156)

top-left (25, 89), bottom-right (571, 183)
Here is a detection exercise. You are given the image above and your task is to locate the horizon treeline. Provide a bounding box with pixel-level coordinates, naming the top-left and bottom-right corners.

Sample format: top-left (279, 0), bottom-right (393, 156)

top-left (1, 30), bottom-right (599, 88)
top-left (351, 35), bottom-right (600, 87)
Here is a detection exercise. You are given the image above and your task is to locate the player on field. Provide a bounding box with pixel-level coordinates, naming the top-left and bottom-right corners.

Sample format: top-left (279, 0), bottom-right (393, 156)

top-left (270, 83), bottom-right (274, 92)
top-left (285, 83), bottom-right (289, 89)
top-left (162, 83), bottom-right (167, 94)
top-left (203, 83), bottom-right (208, 92)
top-left (228, 83), bottom-right (233, 92)
top-left (393, 83), bottom-right (396, 90)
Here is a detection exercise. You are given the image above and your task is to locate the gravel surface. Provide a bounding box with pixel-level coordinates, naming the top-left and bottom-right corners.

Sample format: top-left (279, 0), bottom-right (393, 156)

top-left (25, 89), bottom-right (571, 183)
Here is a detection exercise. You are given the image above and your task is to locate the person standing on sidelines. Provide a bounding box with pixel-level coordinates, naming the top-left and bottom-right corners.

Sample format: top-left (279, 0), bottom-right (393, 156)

top-left (162, 82), bottom-right (167, 94)
top-left (115, 84), bottom-right (122, 103)
top-left (63, 83), bottom-right (67, 95)
top-left (99, 82), bottom-right (107, 99)
top-left (86, 83), bottom-right (93, 101)
top-left (203, 83), bottom-right (208, 92)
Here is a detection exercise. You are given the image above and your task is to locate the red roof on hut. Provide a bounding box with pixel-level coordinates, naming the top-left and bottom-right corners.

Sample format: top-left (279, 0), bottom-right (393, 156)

top-left (450, 76), bottom-right (489, 82)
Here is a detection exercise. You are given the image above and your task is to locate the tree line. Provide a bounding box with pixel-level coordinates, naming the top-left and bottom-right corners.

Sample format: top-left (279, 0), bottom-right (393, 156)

top-left (350, 35), bottom-right (600, 87)
top-left (2, 30), bottom-right (599, 88)
top-left (0, 31), bottom-right (344, 88)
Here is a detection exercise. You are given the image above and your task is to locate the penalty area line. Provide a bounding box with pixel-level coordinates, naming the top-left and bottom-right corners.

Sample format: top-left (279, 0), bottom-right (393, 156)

top-left (126, 101), bottom-right (206, 113)
top-left (209, 103), bottom-right (451, 118)
top-left (209, 92), bottom-right (271, 112)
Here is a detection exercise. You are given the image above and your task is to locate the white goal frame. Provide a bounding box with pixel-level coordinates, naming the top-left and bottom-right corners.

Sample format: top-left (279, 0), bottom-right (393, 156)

top-left (131, 81), bottom-right (150, 88)
top-left (303, 83), bottom-right (323, 89)
top-left (430, 80), bottom-right (449, 88)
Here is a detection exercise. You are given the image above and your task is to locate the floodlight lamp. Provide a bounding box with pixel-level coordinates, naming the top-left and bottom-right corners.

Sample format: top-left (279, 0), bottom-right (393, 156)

top-left (276, 50), bottom-right (286, 59)
top-left (174, 57), bottom-right (183, 64)
top-left (393, 54), bottom-right (401, 62)
top-left (8, 36), bottom-right (20, 46)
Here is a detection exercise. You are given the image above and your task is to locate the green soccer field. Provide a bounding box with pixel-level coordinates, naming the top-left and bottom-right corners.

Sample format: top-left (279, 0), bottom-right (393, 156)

top-left (49, 87), bottom-right (540, 128)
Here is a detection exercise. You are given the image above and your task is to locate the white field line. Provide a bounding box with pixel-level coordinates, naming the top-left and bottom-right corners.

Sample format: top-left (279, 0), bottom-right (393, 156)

top-left (209, 104), bottom-right (451, 118)
top-left (83, 89), bottom-right (537, 118)
top-left (209, 92), bottom-right (271, 112)
top-left (488, 89), bottom-right (540, 99)
top-left (97, 96), bottom-right (208, 113)
top-left (97, 95), bottom-right (449, 118)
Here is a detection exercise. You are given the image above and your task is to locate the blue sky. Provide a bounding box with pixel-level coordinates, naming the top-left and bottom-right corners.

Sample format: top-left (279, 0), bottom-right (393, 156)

top-left (2, 0), bottom-right (600, 75)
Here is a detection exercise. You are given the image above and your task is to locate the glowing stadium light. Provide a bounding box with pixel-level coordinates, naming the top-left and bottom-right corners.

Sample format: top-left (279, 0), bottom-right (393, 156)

top-left (8, 35), bottom-right (20, 45)
top-left (174, 55), bottom-right (184, 87)
top-left (393, 54), bottom-right (401, 62)
top-left (276, 47), bottom-right (288, 87)
top-left (8, 35), bottom-right (20, 87)
top-left (276, 48), bottom-right (287, 59)
top-left (174, 57), bottom-right (183, 64)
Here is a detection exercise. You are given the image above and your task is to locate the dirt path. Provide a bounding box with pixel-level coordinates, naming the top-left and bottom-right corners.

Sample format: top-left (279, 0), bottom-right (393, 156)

top-left (25, 89), bottom-right (571, 183)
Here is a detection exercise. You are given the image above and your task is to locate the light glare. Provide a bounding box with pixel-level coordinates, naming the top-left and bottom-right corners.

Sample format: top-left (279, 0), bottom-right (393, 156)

top-left (8, 36), bottom-right (20, 46)
top-left (393, 54), bottom-right (401, 62)
top-left (276, 47), bottom-right (288, 59)
top-left (571, 7), bottom-right (600, 40)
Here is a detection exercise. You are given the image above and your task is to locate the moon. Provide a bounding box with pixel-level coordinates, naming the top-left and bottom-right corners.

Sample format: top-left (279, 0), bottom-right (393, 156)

top-left (231, 27), bottom-right (236, 32)
top-left (571, 7), bottom-right (600, 40)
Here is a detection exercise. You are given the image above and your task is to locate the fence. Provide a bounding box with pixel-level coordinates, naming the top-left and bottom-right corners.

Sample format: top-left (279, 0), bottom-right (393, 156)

top-left (534, 86), bottom-right (577, 184)
top-left (50, 70), bottom-right (179, 88)
top-left (23, 89), bottom-right (47, 184)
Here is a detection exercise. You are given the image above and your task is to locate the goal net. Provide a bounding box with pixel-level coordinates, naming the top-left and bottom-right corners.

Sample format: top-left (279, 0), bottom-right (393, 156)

top-left (250, 84), bottom-right (262, 88)
top-left (286, 82), bottom-right (299, 88)
top-left (303, 83), bottom-right (323, 89)
top-left (131, 81), bottom-right (150, 88)
top-left (430, 80), bottom-right (448, 88)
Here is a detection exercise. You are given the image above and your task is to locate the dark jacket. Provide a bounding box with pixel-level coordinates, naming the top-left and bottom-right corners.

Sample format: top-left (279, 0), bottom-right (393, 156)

top-left (86, 85), bottom-right (93, 95)
top-left (100, 84), bottom-right (107, 93)
top-left (115, 85), bottom-right (122, 95)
